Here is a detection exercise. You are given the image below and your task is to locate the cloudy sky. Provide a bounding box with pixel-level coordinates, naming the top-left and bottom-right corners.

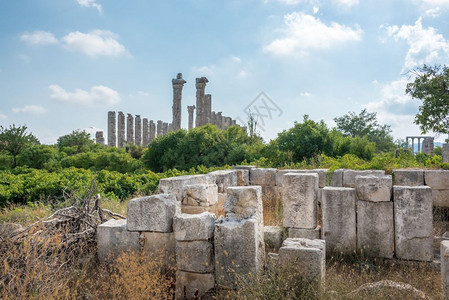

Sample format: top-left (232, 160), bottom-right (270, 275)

top-left (1, 0), bottom-right (449, 144)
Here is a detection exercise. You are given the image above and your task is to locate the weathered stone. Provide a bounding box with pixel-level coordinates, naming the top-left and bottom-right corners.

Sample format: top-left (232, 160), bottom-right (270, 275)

top-left (441, 240), bottom-right (449, 299)
top-left (176, 241), bottom-right (214, 273)
top-left (233, 165), bottom-right (256, 171)
top-left (204, 94), bottom-right (212, 124)
top-left (236, 169), bottom-right (249, 186)
top-left (330, 169), bottom-right (344, 187)
top-left (117, 111), bottom-right (125, 148)
top-left (175, 271), bottom-right (214, 300)
top-left (172, 73), bottom-right (186, 131)
top-left (393, 186), bottom-right (433, 261)
top-left (357, 200), bottom-right (394, 258)
top-left (142, 118), bottom-right (149, 146)
top-left (225, 186), bottom-right (263, 220)
top-left (126, 113), bottom-right (134, 144)
top-left (288, 226), bottom-right (321, 240)
top-left (157, 120), bottom-right (163, 136)
top-left (355, 175), bottom-right (392, 202)
top-left (181, 204), bottom-right (219, 215)
top-left (208, 170), bottom-right (238, 193)
top-left (282, 173), bottom-right (318, 229)
top-left (216, 112), bottom-right (223, 130)
top-left (266, 252), bottom-right (279, 273)
top-left (159, 174), bottom-right (215, 202)
top-left (250, 168), bottom-right (277, 186)
top-left (182, 184), bottom-right (218, 206)
top-left (343, 170), bottom-right (385, 188)
top-left (187, 105), bottom-right (195, 130)
top-left (321, 187), bottom-right (357, 253)
top-left (432, 189), bottom-right (449, 207)
top-left (149, 120), bottom-right (156, 141)
top-left (392, 169), bottom-right (424, 186)
top-left (142, 231), bottom-right (176, 270)
top-left (195, 77), bottom-right (208, 127)
top-left (262, 185), bottom-right (282, 206)
top-left (277, 169), bottom-right (327, 188)
top-left (264, 226), bottom-right (285, 250)
top-left (134, 115), bottom-right (142, 146)
top-left (107, 111), bottom-right (116, 147)
top-left (97, 219), bottom-right (140, 262)
top-left (425, 170), bottom-right (449, 189)
top-left (173, 212), bottom-right (216, 241)
top-left (443, 144), bottom-right (449, 163)
top-left (127, 194), bottom-right (180, 232)
top-left (95, 131), bottom-right (105, 145)
top-left (422, 137), bottom-right (434, 155)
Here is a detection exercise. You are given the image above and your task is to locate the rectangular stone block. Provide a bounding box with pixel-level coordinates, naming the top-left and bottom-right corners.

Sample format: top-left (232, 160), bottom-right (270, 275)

top-left (425, 170), bottom-right (449, 189)
top-left (276, 169), bottom-right (327, 188)
top-left (355, 175), bottom-right (392, 202)
top-left (236, 169), bottom-right (249, 186)
top-left (176, 241), bottom-right (214, 273)
top-left (357, 200), bottom-right (394, 258)
top-left (441, 241), bottom-right (449, 299)
top-left (173, 212), bottom-right (216, 241)
top-left (142, 231), bottom-right (176, 270)
top-left (208, 170), bottom-right (238, 193)
top-left (250, 168), bottom-right (277, 186)
top-left (225, 186), bottom-right (263, 220)
top-left (175, 271), bottom-right (214, 300)
top-left (343, 170), bottom-right (385, 188)
top-left (127, 194), bottom-right (180, 232)
top-left (321, 187), bottom-right (357, 254)
top-left (330, 169), bottom-right (344, 187)
top-left (392, 169), bottom-right (424, 186)
top-left (433, 189), bottom-right (449, 207)
top-left (159, 174), bottom-right (215, 202)
top-left (288, 226), bottom-right (321, 240)
top-left (262, 185), bottom-right (282, 205)
top-left (181, 203), bottom-right (219, 215)
top-left (97, 219), bottom-right (140, 262)
top-left (182, 184), bottom-right (218, 206)
top-left (264, 226), bottom-right (285, 250)
top-left (393, 186), bottom-right (433, 261)
top-left (233, 165), bottom-right (256, 171)
top-left (282, 173), bottom-right (318, 229)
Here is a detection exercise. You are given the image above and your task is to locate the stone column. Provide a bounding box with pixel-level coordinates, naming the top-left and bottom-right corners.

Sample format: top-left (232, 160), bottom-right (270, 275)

top-left (422, 137), bottom-right (434, 155)
top-left (149, 120), bottom-right (156, 141)
top-left (443, 144), bottom-right (449, 163)
top-left (157, 120), bottom-right (163, 137)
top-left (211, 111), bottom-right (217, 126)
top-left (126, 113), bottom-right (134, 144)
top-left (172, 73), bottom-right (186, 131)
top-left (187, 105), bottom-right (195, 130)
top-left (217, 112), bottom-right (223, 130)
top-left (168, 123), bottom-right (173, 133)
top-left (163, 122), bottom-right (169, 135)
top-left (107, 111), bottom-right (116, 147)
top-left (142, 118), bottom-right (149, 147)
top-left (117, 111), bottom-right (125, 148)
top-left (135, 115), bottom-right (142, 146)
top-left (195, 77), bottom-right (208, 127)
top-left (204, 94), bottom-right (212, 125)
top-left (95, 131), bottom-right (105, 145)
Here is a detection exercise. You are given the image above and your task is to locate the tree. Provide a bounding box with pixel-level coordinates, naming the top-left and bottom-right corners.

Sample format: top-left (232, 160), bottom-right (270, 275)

top-left (57, 130), bottom-right (94, 153)
top-left (334, 109), bottom-right (395, 152)
top-left (406, 64), bottom-right (449, 135)
top-left (0, 124), bottom-right (39, 168)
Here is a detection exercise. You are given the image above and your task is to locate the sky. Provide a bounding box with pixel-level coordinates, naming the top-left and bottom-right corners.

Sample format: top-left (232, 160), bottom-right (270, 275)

top-left (1, 0), bottom-right (449, 144)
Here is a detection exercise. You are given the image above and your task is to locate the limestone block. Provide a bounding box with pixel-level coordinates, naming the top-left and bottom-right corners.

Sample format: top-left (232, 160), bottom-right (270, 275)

top-left (233, 165), bottom-right (256, 171)
top-left (264, 226), bottom-right (285, 250)
top-left (127, 194), bottom-right (180, 232)
top-left (208, 170), bottom-right (238, 193)
top-left (425, 170), bottom-right (449, 189)
top-left (392, 169), bottom-right (424, 186)
top-left (176, 241), bottom-right (214, 273)
top-left (433, 189), bottom-right (449, 207)
top-left (288, 226), bottom-right (321, 240)
top-left (441, 241), bottom-right (449, 299)
top-left (159, 174), bottom-right (215, 202)
top-left (224, 186), bottom-right (263, 220)
top-left (142, 231), bottom-right (176, 270)
top-left (282, 237), bottom-right (326, 257)
top-left (236, 169), bottom-right (249, 186)
top-left (175, 271), bottom-right (215, 300)
top-left (250, 168), bottom-right (277, 186)
top-left (97, 219), bottom-right (140, 262)
top-left (321, 187), bottom-right (357, 254)
top-left (330, 169), bottom-right (344, 187)
top-left (214, 217), bottom-right (264, 288)
top-left (181, 204), bottom-right (219, 215)
top-left (355, 175), bottom-right (392, 202)
top-left (357, 200), bottom-right (394, 258)
top-left (282, 173), bottom-right (318, 229)
top-left (182, 184), bottom-right (218, 206)
top-left (276, 169), bottom-right (327, 188)
top-left (393, 186), bottom-right (433, 261)
top-left (343, 170), bottom-right (385, 188)
top-left (173, 212), bottom-right (216, 241)
top-left (262, 185), bottom-right (281, 205)
top-left (266, 252), bottom-right (279, 273)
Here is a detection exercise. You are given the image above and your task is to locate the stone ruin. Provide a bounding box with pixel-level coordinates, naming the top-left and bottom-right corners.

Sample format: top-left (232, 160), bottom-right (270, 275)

top-left (97, 167), bottom-right (449, 298)
top-left (95, 73), bottom-right (242, 147)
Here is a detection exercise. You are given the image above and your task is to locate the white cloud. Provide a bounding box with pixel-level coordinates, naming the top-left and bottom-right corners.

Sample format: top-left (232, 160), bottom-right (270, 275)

top-left (12, 105), bottom-right (47, 115)
top-left (20, 31), bottom-right (58, 45)
top-left (275, 0), bottom-right (303, 4)
top-left (231, 56), bottom-right (242, 63)
top-left (77, 0), bottom-right (102, 13)
top-left (420, 0), bottom-right (449, 6)
top-left (264, 12), bottom-right (363, 57)
top-left (333, 0), bottom-right (359, 8)
top-left (425, 7), bottom-right (441, 17)
top-left (61, 30), bottom-right (126, 57)
top-left (300, 92), bottom-right (312, 97)
top-left (313, 6), bottom-right (320, 14)
top-left (49, 84), bottom-right (121, 106)
top-left (385, 17), bottom-right (449, 69)
top-left (372, 79), bottom-right (379, 85)
top-left (0, 112), bottom-right (7, 120)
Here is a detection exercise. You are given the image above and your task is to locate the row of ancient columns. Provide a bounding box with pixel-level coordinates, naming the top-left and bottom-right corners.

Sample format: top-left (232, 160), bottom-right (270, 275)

top-left (405, 136), bottom-right (434, 155)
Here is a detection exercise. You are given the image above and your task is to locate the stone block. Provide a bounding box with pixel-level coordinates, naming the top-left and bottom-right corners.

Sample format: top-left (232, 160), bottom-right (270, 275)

top-left (250, 168), bottom-right (277, 186)
top-left (127, 194), bottom-right (180, 232)
top-left (262, 185), bottom-right (282, 205)
top-left (97, 219), bottom-right (140, 262)
top-left (236, 169), bottom-right (249, 186)
top-left (181, 204), bottom-right (219, 215)
top-left (264, 226), bottom-right (285, 250)
top-left (288, 226), bottom-right (321, 240)
top-left (142, 231), bottom-right (176, 270)
top-left (355, 175), bottom-right (392, 202)
top-left (321, 187), bottom-right (357, 254)
top-left (330, 169), bottom-right (344, 187)
top-left (182, 184), bottom-right (218, 206)
top-left (425, 170), bottom-right (449, 189)
top-left (433, 189), bottom-right (449, 207)
top-left (441, 241), bottom-right (449, 299)
top-left (392, 169), bottom-right (424, 186)
top-left (393, 186), bottom-right (433, 261)
top-left (233, 165), bottom-right (256, 171)
top-left (282, 173), bottom-right (318, 229)
top-left (357, 200), bottom-right (394, 258)
top-left (225, 186), bottom-right (263, 220)
top-left (176, 241), bottom-right (214, 273)
top-left (159, 174), bottom-right (215, 202)
top-left (208, 170), bottom-right (238, 193)
top-left (276, 169), bottom-right (328, 188)
top-left (342, 169), bottom-right (385, 188)
top-left (175, 271), bottom-right (215, 300)
top-left (173, 212), bottom-right (215, 242)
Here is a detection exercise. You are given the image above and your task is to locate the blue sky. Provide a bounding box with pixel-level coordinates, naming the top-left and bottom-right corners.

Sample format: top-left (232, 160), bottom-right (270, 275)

top-left (1, 0), bottom-right (449, 144)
